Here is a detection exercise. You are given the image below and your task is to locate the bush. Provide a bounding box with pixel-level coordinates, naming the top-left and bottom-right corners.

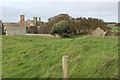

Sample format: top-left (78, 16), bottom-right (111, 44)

top-left (51, 20), bottom-right (71, 37)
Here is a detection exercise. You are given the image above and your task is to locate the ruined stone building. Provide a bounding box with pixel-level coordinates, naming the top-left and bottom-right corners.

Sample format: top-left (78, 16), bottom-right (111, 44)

top-left (3, 15), bottom-right (49, 35)
top-left (92, 27), bottom-right (107, 37)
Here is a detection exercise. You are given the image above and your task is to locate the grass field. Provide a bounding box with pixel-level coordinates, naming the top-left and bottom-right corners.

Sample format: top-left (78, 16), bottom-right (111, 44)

top-left (0, 35), bottom-right (2, 78)
top-left (2, 35), bottom-right (118, 78)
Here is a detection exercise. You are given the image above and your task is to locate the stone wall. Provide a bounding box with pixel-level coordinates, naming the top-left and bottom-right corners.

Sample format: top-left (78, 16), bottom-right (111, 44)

top-left (92, 27), bottom-right (106, 37)
top-left (3, 22), bottom-right (26, 35)
top-left (5, 26), bottom-right (26, 35)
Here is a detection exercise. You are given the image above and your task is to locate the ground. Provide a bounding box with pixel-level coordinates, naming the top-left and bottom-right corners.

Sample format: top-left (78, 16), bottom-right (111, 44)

top-left (2, 35), bottom-right (118, 78)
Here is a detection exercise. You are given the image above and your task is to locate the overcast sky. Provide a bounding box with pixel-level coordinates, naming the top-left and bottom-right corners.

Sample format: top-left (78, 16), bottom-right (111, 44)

top-left (0, 0), bottom-right (119, 22)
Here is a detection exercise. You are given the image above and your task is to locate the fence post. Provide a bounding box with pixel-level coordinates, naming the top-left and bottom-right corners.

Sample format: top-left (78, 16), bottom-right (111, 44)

top-left (62, 55), bottom-right (68, 80)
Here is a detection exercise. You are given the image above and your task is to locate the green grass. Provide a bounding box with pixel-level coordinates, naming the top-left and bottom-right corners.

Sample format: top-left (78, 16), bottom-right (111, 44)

top-left (0, 35), bottom-right (2, 78)
top-left (107, 24), bottom-right (119, 33)
top-left (2, 35), bottom-right (118, 78)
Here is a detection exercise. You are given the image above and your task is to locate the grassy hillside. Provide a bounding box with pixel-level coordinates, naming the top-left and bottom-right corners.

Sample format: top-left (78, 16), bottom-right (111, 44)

top-left (2, 35), bottom-right (118, 78)
top-left (0, 35), bottom-right (2, 78)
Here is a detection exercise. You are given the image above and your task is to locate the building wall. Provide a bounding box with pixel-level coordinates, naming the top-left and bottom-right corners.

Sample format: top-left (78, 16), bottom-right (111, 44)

top-left (5, 26), bottom-right (26, 35)
top-left (3, 22), bottom-right (26, 35)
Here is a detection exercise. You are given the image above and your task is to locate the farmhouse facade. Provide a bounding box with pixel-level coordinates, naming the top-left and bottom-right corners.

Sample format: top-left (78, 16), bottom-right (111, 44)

top-left (3, 15), bottom-right (49, 35)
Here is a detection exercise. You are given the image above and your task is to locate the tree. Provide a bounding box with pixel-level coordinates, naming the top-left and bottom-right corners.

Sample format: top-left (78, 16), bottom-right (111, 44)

top-left (51, 20), bottom-right (71, 37)
top-left (47, 14), bottom-right (110, 35)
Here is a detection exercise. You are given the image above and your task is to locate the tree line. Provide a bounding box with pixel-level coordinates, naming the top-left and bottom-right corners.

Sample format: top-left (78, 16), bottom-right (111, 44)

top-left (45, 14), bottom-right (110, 34)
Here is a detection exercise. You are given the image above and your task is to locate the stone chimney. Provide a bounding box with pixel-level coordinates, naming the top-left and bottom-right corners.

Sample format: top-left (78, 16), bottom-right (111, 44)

top-left (39, 17), bottom-right (41, 22)
top-left (20, 15), bottom-right (25, 27)
top-left (37, 17), bottom-right (41, 26)
top-left (33, 17), bottom-right (37, 26)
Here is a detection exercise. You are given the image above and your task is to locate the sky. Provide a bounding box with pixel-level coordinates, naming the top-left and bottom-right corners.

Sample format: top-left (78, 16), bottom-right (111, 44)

top-left (0, 0), bottom-right (119, 23)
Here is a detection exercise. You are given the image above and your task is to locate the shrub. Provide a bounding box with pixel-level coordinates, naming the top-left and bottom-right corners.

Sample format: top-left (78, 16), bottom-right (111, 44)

top-left (51, 20), bottom-right (71, 37)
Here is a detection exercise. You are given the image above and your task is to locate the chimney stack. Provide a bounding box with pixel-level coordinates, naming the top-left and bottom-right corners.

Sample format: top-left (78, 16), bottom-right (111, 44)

top-left (33, 17), bottom-right (37, 26)
top-left (20, 15), bottom-right (25, 27)
top-left (39, 17), bottom-right (41, 22)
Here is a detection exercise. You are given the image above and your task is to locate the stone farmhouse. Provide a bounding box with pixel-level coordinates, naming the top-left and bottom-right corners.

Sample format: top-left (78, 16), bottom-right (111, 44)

top-left (3, 15), bottom-right (49, 35)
